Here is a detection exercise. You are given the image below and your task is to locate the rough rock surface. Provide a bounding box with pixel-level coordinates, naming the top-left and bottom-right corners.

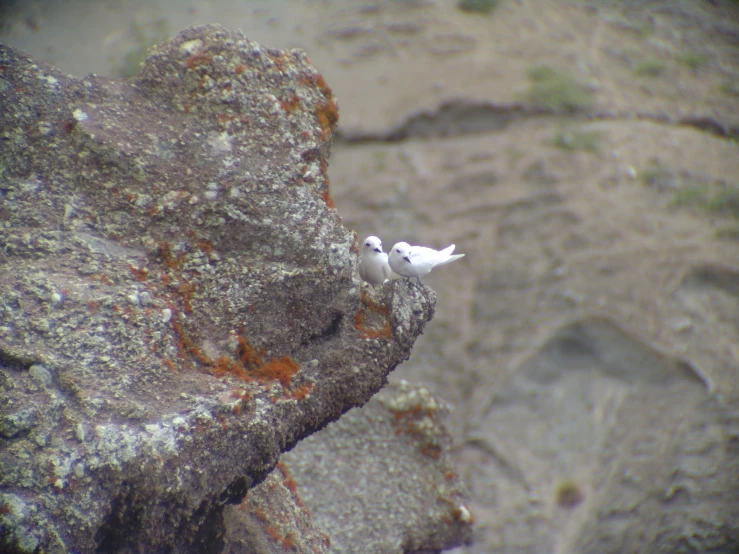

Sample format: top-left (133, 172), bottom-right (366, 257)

top-left (221, 465), bottom-right (331, 554)
top-left (282, 382), bottom-right (473, 553)
top-left (3, 1), bottom-right (739, 552)
top-left (0, 25), bottom-right (437, 553)
top-left (223, 383), bottom-right (473, 554)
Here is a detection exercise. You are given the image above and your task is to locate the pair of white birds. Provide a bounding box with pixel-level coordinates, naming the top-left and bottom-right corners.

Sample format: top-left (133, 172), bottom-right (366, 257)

top-left (357, 236), bottom-right (465, 288)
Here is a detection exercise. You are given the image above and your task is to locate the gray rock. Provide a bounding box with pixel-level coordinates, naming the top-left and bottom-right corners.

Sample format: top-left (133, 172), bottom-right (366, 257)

top-left (281, 382), bottom-right (474, 553)
top-left (223, 381), bottom-right (474, 554)
top-left (463, 316), bottom-right (739, 554)
top-left (0, 25), bottom-right (436, 553)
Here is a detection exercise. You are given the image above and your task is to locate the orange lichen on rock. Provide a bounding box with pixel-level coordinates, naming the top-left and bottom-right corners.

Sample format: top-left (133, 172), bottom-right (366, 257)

top-left (212, 355), bottom-right (252, 382)
top-left (315, 101), bottom-right (338, 134)
top-left (387, 397), bottom-right (444, 460)
top-left (280, 93), bottom-right (301, 113)
top-left (354, 289), bottom-right (392, 340)
top-left (196, 238), bottom-right (214, 254)
top-left (176, 282), bottom-right (196, 314)
top-left (277, 462), bottom-right (298, 495)
top-left (420, 445), bottom-right (442, 460)
top-left (320, 189), bottom-right (336, 209)
top-left (129, 265), bottom-right (148, 282)
top-left (354, 311), bottom-right (392, 340)
top-left (290, 382), bottom-right (314, 401)
top-left (253, 356), bottom-right (300, 388)
top-left (185, 51), bottom-right (211, 69)
top-left (237, 335), bottom-right (265, 368)
top-left (171, 319), bottom-right (211, 367)
top-left (157, 241), bottom-right (181, 270)
top-left (213, 335), bottom-right (301, 388)
top-left (360, 289), bottom-right (390, 315)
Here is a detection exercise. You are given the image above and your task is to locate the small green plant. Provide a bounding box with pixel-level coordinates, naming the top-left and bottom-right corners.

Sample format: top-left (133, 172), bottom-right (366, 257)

top-left (718, 81), bottom-right (739, 97)
top-left (671, 181), bottom-right (739, 219)
top-left (638, 159), bottom-right (674, 188)
top-left (633, 59), bottom-right (666, 78)
top-left (676, 51), bottom-right (707, 72)
top-left (715, 222), bottom-right (739, 240)
top-left (671, 183), bottom-right (710, 208)
top-left (706, 185), bottom-right (739, 217)
top-left (372, 150), bottom-right (388, 172)
top-left (555, 479), bottom-right (583, 508)
top-left (550, 126), bottom-right (601, 154)
top-left (637, 21), bottom-right (655, 38)
top-left (458, 0), bottom-right (498, 13)
top-left (525, 66), bottom-right (593, 113)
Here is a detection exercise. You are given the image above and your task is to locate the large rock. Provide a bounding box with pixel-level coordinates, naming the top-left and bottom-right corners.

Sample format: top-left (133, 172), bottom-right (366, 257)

top-left (224, 383), bottom-right (473, 554)
top-left (0, 25), bottom-right (436, 553)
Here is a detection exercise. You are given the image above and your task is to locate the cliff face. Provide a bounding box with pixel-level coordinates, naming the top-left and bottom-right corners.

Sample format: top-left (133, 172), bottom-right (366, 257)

top-left (0, 25), bottom-right (437, 553)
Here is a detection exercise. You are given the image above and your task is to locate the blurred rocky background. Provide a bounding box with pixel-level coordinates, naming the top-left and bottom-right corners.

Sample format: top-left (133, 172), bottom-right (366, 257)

top-left (2, 0), bottom-right (739, 552)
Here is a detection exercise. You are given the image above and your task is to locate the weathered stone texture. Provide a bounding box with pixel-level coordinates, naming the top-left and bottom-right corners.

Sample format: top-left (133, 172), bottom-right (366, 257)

top-left (0, 25), bottom-right (437, 553)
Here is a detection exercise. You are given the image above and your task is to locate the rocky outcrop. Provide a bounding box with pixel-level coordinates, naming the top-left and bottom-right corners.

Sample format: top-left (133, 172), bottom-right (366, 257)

top-left (0, 25), bottom-right (438, 553)
top-left (281, 382), bottom-right (473, 553)
top-left (224, 383), bottom-right (473, 554)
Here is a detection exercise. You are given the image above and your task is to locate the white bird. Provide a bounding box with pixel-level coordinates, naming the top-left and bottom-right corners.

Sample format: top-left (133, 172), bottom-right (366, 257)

top-left (358, 236), bottom-right (394, 288)
top-left (388, 241), bottom-right (465, 281)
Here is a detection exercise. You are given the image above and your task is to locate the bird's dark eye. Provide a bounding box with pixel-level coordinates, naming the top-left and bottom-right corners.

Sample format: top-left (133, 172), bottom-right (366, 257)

top-left (396, 249), bottom-right (400, 253)
top-left (365, 243), bottom-right (370, 246)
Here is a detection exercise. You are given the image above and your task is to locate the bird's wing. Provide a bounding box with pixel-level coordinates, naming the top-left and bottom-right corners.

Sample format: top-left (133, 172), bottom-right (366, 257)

top-left (358, 257), bottom-right (366, 280)
top-left (409, 246), bottom-right (433, 262)
top-left (381, 253), bottom-right (392, 280)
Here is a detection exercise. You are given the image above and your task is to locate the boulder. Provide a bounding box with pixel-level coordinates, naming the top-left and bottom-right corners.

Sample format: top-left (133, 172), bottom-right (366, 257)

top-left (0, 25), bottom-right (436, 553)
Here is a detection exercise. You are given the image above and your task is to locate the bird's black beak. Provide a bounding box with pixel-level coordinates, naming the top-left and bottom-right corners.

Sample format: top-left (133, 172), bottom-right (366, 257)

top-left (403, 256), bottom-right (411, 263)
top-left (374, 248), bottom-right (382, 253)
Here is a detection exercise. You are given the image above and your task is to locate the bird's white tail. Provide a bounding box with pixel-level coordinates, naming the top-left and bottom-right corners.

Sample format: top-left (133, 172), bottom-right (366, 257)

top-left (436, 244), bottom-right (465, 267)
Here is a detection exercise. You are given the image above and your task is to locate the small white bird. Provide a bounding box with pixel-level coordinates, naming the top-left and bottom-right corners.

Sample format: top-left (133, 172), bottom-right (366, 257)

top-left (388, 241), bottom-right (465, 281)
top-left (358, 236), bottom-right (394, 288)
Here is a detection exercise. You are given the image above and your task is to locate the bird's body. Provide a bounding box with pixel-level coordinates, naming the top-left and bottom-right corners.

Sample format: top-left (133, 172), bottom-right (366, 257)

top-left (388, 241), bottom-right (465, 280)
top-left (358, 236), bottom-right (394, 288)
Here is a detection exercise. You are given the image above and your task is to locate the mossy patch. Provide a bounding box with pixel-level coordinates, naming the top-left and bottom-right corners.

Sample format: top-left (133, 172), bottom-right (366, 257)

top-left (555, 479), bottom-right (583, 508)
top-left (676, 51), bottom-right (707, 72)
top-left (633, 59), bottom-right (666, 78)
top-left (525, 65), bottom-right (593, 113)
top-left (457, 0), bottom-right (498, 13)
top-left (550, 126), bottom-right (601, 154)
top-left (718, 81), bottom-right (739, 98)
top-left (671, 181), bottom-right (739, 220)
top-left (638, 159), bottom-right (675, 189)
